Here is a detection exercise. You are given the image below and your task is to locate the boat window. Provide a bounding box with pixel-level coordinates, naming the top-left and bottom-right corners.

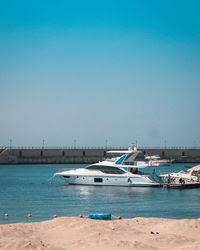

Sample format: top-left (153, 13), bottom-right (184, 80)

top-left (87, 165), bottom-right (125, 174)
top-left (62, 176), bottom-right (70, 178)
top-left (128, 168), bottom-right (138, 174)
top-left (94, 178), bottom-right (103, 182)
top-left (130, 152), bottom-right (145, 161)
top-left (191, 171), bottom-right (199, 176)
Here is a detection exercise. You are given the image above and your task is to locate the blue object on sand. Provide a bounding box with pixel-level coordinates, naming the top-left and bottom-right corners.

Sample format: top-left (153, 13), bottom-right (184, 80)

top-left (88, 213), bottom-right (111, 220)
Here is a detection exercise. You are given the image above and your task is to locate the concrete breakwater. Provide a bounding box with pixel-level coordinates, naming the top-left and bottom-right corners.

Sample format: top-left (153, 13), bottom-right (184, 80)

top-left (0, 147), bottom-right (200, 164)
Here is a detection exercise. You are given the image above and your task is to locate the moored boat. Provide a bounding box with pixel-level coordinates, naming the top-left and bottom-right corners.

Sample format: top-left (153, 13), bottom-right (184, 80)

top-left (160, 164), bottom-right (200, 183)
top-left (145, 155), bottom-right (173, 167)
top-left (54, 144), bottom-right (163, 187)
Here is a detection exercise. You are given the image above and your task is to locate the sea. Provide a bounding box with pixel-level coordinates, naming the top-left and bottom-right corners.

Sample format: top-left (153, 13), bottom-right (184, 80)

top-left (0, 163), bottom-right (200, 224)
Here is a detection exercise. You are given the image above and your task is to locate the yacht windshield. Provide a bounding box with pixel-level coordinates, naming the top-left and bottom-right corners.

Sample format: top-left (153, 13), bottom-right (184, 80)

top-left (86, 165), bottom-right (125, 174)
top-left (191, 170), bottom-right (200, 176)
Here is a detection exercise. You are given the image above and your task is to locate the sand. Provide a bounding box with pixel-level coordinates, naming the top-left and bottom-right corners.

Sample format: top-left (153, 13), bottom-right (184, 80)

top-left (0, 217), bottom-right (200, 250)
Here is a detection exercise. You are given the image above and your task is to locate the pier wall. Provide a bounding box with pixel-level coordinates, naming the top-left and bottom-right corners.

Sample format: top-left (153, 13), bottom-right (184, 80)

top-left (0, 147), bottom-right (200, 164)
top-left (0, 148), bottom-right (106, 164)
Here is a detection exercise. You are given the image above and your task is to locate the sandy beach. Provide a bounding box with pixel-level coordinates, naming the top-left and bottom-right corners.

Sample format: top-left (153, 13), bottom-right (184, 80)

top-left (0, 217), bottom-right (200, 250)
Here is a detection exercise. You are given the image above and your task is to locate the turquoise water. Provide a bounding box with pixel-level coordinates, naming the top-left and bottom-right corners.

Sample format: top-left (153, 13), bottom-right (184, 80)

top-left (0, 163), bottom-right (200, 224)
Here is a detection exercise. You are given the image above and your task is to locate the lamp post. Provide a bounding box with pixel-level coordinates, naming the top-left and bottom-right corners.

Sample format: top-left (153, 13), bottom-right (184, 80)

top-left (164, 140), bottom-right (167, 149)
top-left (105, 139), bottom-right (108, 149)
top-left (9, 139), bottom-right (12, 149)
top-left (74, 139), bottom-right (76, 149)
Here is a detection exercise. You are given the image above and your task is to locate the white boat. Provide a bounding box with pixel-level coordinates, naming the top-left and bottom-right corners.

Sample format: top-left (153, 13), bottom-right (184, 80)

top-left (54, 144), bottom-right (163, 187)
top-left (145, 155), bottom-right (173, 167)
top-left (160, 164), bottom-right (200, 183)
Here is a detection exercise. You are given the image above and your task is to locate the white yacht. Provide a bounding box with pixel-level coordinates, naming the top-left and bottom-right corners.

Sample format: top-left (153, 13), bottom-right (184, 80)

top-left (160, 164), bottom-right (200, 183)
top-left (54, 144), bottom-right (163, 187)
top-left (145, 155), bottom-right (173, 167)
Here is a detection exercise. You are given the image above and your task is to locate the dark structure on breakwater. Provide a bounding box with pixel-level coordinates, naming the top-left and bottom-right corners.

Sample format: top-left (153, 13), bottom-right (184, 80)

top-left (0, 146), bottom-right (200, 164)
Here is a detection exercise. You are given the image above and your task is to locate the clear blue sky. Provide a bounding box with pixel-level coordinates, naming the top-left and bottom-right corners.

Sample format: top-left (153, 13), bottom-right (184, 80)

top-left (0, 0), bottom-right (200, 147)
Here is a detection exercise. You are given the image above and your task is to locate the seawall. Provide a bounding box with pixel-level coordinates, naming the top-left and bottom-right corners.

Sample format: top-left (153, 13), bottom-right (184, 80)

top-left (0, 147), bottom-right (200, 164)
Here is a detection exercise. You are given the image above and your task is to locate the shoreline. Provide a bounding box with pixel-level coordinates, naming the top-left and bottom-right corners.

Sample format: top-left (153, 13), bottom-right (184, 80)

top-left (0, 217), bottom-right (200, 250)
top-left (1, 214), bottom-right (200, 225)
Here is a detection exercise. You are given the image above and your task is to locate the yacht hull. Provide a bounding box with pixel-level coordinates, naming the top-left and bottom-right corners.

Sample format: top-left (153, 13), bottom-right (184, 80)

top-left (58, 174), bottom-right (161, 187)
